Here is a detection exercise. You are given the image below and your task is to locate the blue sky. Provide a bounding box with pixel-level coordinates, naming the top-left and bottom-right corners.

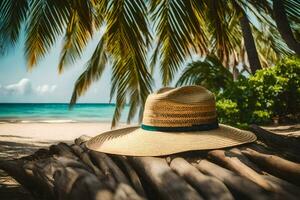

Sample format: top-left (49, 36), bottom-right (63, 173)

top-left (0, 30), bottom-right (171, 103)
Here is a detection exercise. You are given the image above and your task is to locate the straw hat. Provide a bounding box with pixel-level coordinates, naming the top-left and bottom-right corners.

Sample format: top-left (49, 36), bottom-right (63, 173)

top-left (86, 86), bottom-right (256, 156)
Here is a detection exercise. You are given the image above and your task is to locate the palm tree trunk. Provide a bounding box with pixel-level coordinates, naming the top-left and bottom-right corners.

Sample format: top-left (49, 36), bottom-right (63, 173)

top-left (273, 0), bottom-right (300, 56)
top-left (240, 12), bottom-right (262, 74)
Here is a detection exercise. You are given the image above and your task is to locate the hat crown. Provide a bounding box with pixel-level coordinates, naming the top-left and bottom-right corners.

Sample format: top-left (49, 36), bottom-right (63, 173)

top-left (142, 86), bottom-right (217, 128)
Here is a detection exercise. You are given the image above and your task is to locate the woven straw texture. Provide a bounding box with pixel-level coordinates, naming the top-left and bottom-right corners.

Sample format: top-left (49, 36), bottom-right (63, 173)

top-left (87, 86), bottom-right (256, 156)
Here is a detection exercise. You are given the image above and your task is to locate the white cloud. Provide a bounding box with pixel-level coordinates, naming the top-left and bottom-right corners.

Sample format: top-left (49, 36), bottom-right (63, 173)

top-left (0, 78), bottom-right (57, 96)
top-left (3, 78), bottom-right (32, 95)
top-left (36, 84), bottom-right (57, 94)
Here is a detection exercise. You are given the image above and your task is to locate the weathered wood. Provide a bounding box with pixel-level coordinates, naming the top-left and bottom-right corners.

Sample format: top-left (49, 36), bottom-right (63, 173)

top-left (114, 183), bottom-right (145, 200)
top-left (89, 151), bottom-right (129, 185)
top-left (193, 159), bottom-right (271, 200)
top-left (0, 152), bottom-right (115, 200)
top-left (242, 148), bottom-right (300, 186)
top-left (72, 145), bottom-right (141, 198)
top-left (263, 175), bottom-right (300, 198)
top-left (85, 150), bottom-right (144, 199)
top-left (2, 135), bottom-right (300, 200)
top-left (250, 124), bottom-right (300, 155)
top-left (208, 150), bottom-right (272, 190)
top-left (242, 142), bottom-right (300, 164)
top-left (89, 151), bottom-right (117, 189)
top-left (74, 135), bottom-right (92, 146)
top-left (0, 159), bottom-right (54, 199)
top-left (53, 167), bottom-right (113, 200)
top-left (129, 156), bottom-right (203, 200)
top-left (70, 144), bottom-right (104, 178)
top-left (228, 148), bottom-right (263, 174)
top-left (208, 149), bottom-right (300, 199)
top-left (24, 148), bottom-right (51, 161)
top-left (49, 142), bottom-right (78, 159)
top-left (111, 155), bottom-right (146, 197)
top-left (170, 157), bottom-right (234, 200)
top-left (53, 156), bottom-right (91, 171)
top-left (34, 154), bottom-right (114, 200)
top-left (71, 144), bottom-right (85, 155)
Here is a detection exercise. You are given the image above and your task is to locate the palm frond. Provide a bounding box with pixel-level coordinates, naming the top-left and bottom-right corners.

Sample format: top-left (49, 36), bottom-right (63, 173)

top-left (176, 55), bottom-right (233, 93)
top-left (150, 0), bottom-right (208, 86)
top-left (235, 0), bottom-right (273, 25)
top-left (0, 0), bottom-right (29, 48)
top-left (282, 0), bottom-right (300, 24)
top-left (127, 89), bottom-right (140, 124)
top-left (58, 6), bottom-right (94, 73)
top-left (281, 0), bottom-right (300, 44)
top-left (92, 0), bottom-right (109, 28)
top-left (25, 0), bottom-right (70, 67)
top-left (110, 60), bottom-right (131, 127)
top-left (253, 22), bottom-right (293, 67)
top-left (106, 0), bottom-right (152, 127)
top-left (72, 0), bottom-right (95, 34)
top-left (70, 35), bottom-right (107, 105)
top-left (204, 0), bottom-right (239, 65)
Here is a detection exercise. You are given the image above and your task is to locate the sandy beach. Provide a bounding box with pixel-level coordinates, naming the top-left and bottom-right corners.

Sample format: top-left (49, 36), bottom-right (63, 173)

top-left (0, 122), bottom-right (130, 199)
top-left (0, 122), bottom-right (113, 141)
top-left (0, 122), bottom-right (116, 158)
top-left (0, 122), bottom-right (134, 159)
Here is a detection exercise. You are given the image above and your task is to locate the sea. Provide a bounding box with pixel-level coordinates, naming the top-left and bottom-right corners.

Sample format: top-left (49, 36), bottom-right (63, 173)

top-left (0, 103), bottom-right (130, 123)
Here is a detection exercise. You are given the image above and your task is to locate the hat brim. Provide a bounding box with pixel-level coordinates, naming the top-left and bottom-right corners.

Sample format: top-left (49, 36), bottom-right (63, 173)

top-left (86, 124), bottom-right (256, 156)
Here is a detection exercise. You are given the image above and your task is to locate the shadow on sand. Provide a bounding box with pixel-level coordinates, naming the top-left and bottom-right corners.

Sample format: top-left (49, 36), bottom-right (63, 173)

top-left (0, 136), bottom-right (55, 200)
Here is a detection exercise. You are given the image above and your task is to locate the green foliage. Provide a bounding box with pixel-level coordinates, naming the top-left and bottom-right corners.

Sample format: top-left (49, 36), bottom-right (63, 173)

top-left (150, 0), bottom-right (208, 86)
top-left (251, 110), bottom-right (272, 124)
top-left (218, 56), bottom-right (300, 126)
top-left (1, 0), bottom-right (299, 127)
top-left (176, 55), bottom-right (233, 93)
top-left (216, 99), bottom-right (239, 125)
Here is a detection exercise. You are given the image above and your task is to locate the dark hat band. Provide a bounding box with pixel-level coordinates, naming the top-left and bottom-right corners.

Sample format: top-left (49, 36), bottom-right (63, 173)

top-left (141, 120), bottom-right (219, 132)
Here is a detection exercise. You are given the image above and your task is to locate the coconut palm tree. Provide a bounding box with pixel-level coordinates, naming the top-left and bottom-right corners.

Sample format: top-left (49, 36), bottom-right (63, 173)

top-left (1, 0), bottom-right (152, 127)
top-left (235, 3), bottom-right (262, 73)
top-left (0, 0), bottom-right (295, 126)
top-left (272, 0), bottom-right (300, 56)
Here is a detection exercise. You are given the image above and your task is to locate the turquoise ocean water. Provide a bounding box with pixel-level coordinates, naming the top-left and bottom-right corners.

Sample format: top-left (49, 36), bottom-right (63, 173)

top-left (0, 103), bottom-right (130, 123)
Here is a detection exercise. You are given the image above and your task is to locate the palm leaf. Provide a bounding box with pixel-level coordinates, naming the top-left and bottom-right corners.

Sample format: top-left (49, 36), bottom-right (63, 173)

top-left (150, 0), bottom-right (208, 86)
top-left (253, 22), bottom-right (293, 67)
top-left (110, 60), bottom-right (131, 128)
top-left (127, 89), bottom-right (140, 124)
top-left (204, 0), bottom-right (239, 64)
top-left (58, 7), bottom-right (97, 73)
top-left (176, 55), bottom-right (233, 93)
top-left (235, 0), bottom-right (273, 24)
top-left (0, 0), bottom-right (29, 48)
top-left (25, 0), bottom-right (70, 67)
top-left (72, 0), bottom-right (95, 33)
top-left (282, 0), bottom-right (300, 24)
top-left (106, 0), bottom-right (152, 127)
top-left (93, 0), bottom-right (109, 28)
top-left (70, 35), bottom-right (107, 106)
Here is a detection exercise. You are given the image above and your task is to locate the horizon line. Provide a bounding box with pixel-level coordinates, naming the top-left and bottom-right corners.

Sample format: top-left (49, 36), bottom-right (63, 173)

top-left (0, 102), bottom-right (116, 104)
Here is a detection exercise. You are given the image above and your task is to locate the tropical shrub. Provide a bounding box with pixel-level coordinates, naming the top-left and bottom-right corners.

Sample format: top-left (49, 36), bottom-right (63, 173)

top-left (216, 99), bottom-right (239, 125)
top-left (249, 57), bottom-right (300, 118)
top-left (218, 56), bottom-right (300, 125)
top-left (178, 56), bottom-right (300, 127)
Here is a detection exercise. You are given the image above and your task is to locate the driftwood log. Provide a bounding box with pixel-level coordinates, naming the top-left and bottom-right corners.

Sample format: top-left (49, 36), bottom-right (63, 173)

top-left (0, 126), bottom-right (300, 200)
top-left (250, 124), bottom-right (300, 159)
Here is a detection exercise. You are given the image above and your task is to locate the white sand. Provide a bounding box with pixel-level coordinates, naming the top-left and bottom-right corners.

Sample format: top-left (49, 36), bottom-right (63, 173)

top-left (0, 122), bottom-right (115, 141)
top-left (0, 122), bottom-right (134, 160)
